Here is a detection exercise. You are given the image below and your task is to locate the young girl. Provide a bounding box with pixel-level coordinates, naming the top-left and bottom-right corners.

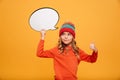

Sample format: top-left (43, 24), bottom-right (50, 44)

top-left (37, 22), bottom-right (98, 80)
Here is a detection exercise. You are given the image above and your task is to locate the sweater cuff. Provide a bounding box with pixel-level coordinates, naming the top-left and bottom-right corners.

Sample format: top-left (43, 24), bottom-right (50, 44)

top-left (40, 39), bottom-right (44, 42)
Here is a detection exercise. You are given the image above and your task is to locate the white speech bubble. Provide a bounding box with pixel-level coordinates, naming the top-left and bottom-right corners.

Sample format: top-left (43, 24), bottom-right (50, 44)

top-left (29, 7), bottom-right (59, 31)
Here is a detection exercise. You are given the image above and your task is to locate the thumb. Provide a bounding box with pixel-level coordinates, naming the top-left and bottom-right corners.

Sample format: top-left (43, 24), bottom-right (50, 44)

top-left (90, 43), bottom-right (95, 50)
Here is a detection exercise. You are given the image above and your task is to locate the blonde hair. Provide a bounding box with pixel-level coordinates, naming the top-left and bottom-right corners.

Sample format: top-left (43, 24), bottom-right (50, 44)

top-left (58, 38), bottom-right (80, 58)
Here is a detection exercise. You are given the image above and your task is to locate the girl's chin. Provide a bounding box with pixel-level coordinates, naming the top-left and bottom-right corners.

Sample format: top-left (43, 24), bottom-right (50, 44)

top-left (63, 42), bottom-right (71, 45)
top-left (64, 43), bottom-right (69, 45)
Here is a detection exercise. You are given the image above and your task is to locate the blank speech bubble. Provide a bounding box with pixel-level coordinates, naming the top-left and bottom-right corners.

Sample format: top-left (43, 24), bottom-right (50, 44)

top-left (29, 7), bottom-right (59, 31)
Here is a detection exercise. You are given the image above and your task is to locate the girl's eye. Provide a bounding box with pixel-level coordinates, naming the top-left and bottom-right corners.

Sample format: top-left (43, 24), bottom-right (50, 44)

top-left (61, 33), bottom-right (65, 35)
top-left (68, 33), bottom-right (71, 36)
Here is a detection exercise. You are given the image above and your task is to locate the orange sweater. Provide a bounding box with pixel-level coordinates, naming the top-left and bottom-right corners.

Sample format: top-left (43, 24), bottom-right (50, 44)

top-left (37, 40), bottom-right (98, 80)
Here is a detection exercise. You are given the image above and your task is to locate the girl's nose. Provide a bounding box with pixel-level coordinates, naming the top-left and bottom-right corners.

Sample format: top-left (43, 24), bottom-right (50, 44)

top-left (64, 35), bottom-right (68, 38)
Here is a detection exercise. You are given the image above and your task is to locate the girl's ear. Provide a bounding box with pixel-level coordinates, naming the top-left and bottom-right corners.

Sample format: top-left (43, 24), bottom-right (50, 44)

top-left (72, 38), bottom-right (75, 42)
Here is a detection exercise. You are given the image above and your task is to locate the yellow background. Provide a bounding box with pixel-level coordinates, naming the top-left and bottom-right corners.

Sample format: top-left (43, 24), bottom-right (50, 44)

top-left (0, 0), bottom-right (120, 80)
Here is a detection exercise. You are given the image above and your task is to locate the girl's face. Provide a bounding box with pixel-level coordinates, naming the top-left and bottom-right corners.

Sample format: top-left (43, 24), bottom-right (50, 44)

top-left (60, 32), bottom-right (73, 45)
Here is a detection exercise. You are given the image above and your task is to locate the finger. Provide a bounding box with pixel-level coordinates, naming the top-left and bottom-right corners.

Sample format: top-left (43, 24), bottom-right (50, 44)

top-left (90, 43), bottom-right (95, 50)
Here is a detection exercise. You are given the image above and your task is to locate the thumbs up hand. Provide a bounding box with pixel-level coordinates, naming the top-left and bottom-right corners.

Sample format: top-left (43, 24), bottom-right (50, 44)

top-left (90, 43), bottom-right (98, 52)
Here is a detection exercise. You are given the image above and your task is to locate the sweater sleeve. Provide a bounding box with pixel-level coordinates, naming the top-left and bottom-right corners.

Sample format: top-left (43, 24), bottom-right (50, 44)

top-left (36, 40), bottom-right (54, 58)
top-left (79, 49), bottom-right (98, 63)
